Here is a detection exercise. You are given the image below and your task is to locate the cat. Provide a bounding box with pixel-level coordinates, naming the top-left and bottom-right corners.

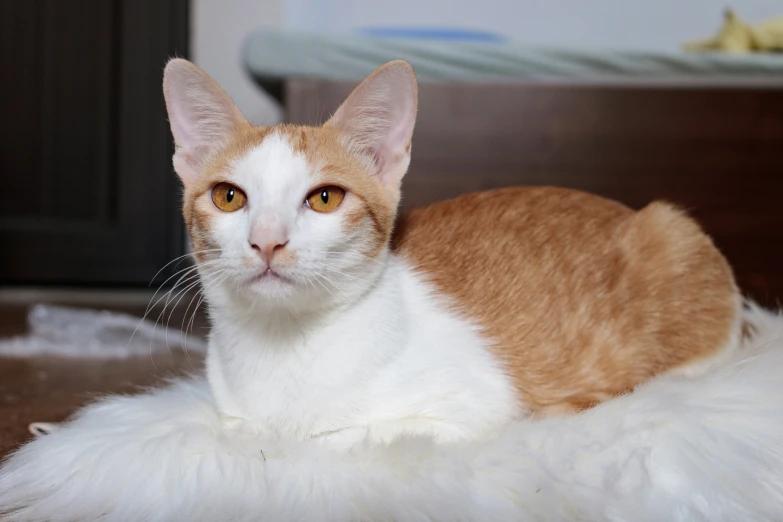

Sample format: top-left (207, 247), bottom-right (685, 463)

top-left (162, 58), bottom-right (741, 449)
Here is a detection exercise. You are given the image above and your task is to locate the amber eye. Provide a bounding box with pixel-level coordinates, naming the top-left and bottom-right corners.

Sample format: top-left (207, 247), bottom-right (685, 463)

top-left (306, 186), bottom-right (345, 213)
top-left (211, 182), bottom-right (247, 212)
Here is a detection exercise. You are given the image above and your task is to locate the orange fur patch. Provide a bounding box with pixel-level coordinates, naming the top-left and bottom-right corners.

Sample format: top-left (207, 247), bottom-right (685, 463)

top-left (393, 186), bottom-right (739, 415)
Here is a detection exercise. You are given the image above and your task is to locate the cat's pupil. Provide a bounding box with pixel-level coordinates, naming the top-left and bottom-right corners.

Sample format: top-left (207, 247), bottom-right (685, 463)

top-left (226, 189), bottom-right (234, 203)
top-left (321, 190), bottom-right (329, 204)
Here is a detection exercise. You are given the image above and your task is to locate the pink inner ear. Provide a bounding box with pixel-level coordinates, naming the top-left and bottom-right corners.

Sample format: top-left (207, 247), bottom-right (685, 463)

top-left (380, 97), bottom-right (416, 169)
top-left (162, 59), bottom-right (247, 186)
top-left (172, 150), bottom-right (199, 187)
top-left (166, 92), bottom-right (198, 154)
top-left (327, 62), bottom-right (418, 186)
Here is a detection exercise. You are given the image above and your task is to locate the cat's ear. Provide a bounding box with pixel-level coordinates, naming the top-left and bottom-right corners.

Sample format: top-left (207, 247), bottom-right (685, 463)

top-left (325, 60), bottom-right (418, 186)
top-left (163, 58), bottom-right (248, 186)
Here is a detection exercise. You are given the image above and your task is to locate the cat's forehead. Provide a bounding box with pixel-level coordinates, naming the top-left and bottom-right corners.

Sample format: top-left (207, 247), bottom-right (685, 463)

top-left (205, 124), bottom-right (375, 199)
top-left (229, 130), bottom-right (312, 197)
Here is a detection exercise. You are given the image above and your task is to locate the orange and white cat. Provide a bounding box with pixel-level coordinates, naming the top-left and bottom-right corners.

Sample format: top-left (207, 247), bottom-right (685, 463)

top-left (162, 59), bottom-right (741, 449)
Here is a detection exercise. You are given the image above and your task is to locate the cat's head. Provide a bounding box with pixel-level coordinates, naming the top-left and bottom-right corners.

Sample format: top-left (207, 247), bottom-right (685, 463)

top-left (162, 59), bottom-right (418, 312)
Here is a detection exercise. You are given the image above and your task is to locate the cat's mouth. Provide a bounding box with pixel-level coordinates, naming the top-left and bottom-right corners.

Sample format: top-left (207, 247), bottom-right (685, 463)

top-left (252, 268), bottom-right (291, 284)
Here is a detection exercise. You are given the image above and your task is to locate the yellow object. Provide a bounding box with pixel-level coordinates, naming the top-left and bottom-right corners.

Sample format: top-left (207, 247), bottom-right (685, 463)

top-left (685, 8), bottom-right (783, 53)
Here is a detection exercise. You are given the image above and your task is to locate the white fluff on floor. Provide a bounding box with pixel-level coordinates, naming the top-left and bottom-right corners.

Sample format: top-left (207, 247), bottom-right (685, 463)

top-left (0, 305), bottom-right (206, 358)
top-left (1, 305), bottom-right (782, 522)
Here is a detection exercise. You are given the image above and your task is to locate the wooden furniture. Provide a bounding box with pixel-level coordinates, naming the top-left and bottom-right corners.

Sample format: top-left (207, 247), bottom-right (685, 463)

top-left (0, 0), bottom-right (189, 285)
top-left (281, 80), bottom-right (783, 306)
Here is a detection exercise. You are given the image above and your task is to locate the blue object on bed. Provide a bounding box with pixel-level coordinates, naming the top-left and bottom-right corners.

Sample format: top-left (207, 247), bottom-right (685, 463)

top-left (357, 27), bottom-right (506, 43)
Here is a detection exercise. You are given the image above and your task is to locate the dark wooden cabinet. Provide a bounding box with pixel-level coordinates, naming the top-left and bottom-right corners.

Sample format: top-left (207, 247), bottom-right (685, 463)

top-left (0, 0), bottom-right (189, 285)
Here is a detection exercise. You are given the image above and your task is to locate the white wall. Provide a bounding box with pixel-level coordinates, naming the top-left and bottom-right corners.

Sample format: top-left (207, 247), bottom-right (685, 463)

top-left (285, 0), bottom-right (783, 52)
top-left (191, 0), bottom-right (285, 125)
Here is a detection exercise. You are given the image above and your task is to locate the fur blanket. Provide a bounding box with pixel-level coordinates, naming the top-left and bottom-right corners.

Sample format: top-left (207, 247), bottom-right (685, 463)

top-left (1, 305), bottom-right (782, 522)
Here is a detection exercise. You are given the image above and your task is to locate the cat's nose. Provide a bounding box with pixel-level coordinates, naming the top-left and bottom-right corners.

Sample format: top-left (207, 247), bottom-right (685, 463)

top-left (249, 225), bottom-right (289, 266)
top-left (251, 240), bottom-right (288, 266)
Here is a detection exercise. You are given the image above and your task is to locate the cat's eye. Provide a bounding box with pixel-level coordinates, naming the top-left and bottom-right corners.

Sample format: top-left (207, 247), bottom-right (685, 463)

top-left (306, 186), bottom-right (345, 213)
top-left (211, 182), bottom-right (247, 212)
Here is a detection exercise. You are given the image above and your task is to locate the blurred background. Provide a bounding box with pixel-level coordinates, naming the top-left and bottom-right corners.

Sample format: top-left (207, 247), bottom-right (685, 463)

top-left (198, 0), bottom-right (783, 123)
top-left (1, 0), bottom-right (782, 296)
top-left (0, 2), bottom-right (782, 441)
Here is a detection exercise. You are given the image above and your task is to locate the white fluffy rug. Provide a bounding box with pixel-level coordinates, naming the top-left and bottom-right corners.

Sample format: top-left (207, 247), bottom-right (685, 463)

top-left (1, 305), bottom-right (783, 522)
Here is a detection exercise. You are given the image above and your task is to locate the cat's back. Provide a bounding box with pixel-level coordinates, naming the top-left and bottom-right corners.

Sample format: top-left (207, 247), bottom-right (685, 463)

top-left (393, 186), bottom-right (632, 263)
top-left (392, 186), bottom-right (636, 299)
top-left (393, 186), bottom-right (740, 413)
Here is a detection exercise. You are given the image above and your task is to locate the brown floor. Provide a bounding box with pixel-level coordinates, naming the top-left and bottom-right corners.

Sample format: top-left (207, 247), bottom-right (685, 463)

top-left (0, 293), bottom-right (208, 458)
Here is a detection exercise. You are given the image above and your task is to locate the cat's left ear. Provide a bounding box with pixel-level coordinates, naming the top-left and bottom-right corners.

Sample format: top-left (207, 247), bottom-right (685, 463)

top-left (325, 60), bottom-right (418, 187)
top-left (163, 58), bottom-right (248, 187)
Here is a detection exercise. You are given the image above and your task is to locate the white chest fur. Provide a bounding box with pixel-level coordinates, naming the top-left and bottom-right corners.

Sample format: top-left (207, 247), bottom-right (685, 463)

top-left (205, 255), bottom-right (519, 448)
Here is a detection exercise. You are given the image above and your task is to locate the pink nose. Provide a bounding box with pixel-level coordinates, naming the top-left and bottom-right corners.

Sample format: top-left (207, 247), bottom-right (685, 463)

top-left (249, 225), bottom-right (289, 266)
top-left (251, 240), bottom-right (288, 265)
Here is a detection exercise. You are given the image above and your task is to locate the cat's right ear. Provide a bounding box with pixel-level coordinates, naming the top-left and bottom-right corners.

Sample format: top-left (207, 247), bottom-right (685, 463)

top-left (325, 60), bottom-right (418, 187)
top-left (162, 59), bottom-right (248, 187)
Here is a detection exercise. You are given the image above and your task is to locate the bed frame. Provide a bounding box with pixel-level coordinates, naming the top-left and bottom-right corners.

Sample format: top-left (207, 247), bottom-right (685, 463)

top-left (273, 79), bottom-right (783, 306)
